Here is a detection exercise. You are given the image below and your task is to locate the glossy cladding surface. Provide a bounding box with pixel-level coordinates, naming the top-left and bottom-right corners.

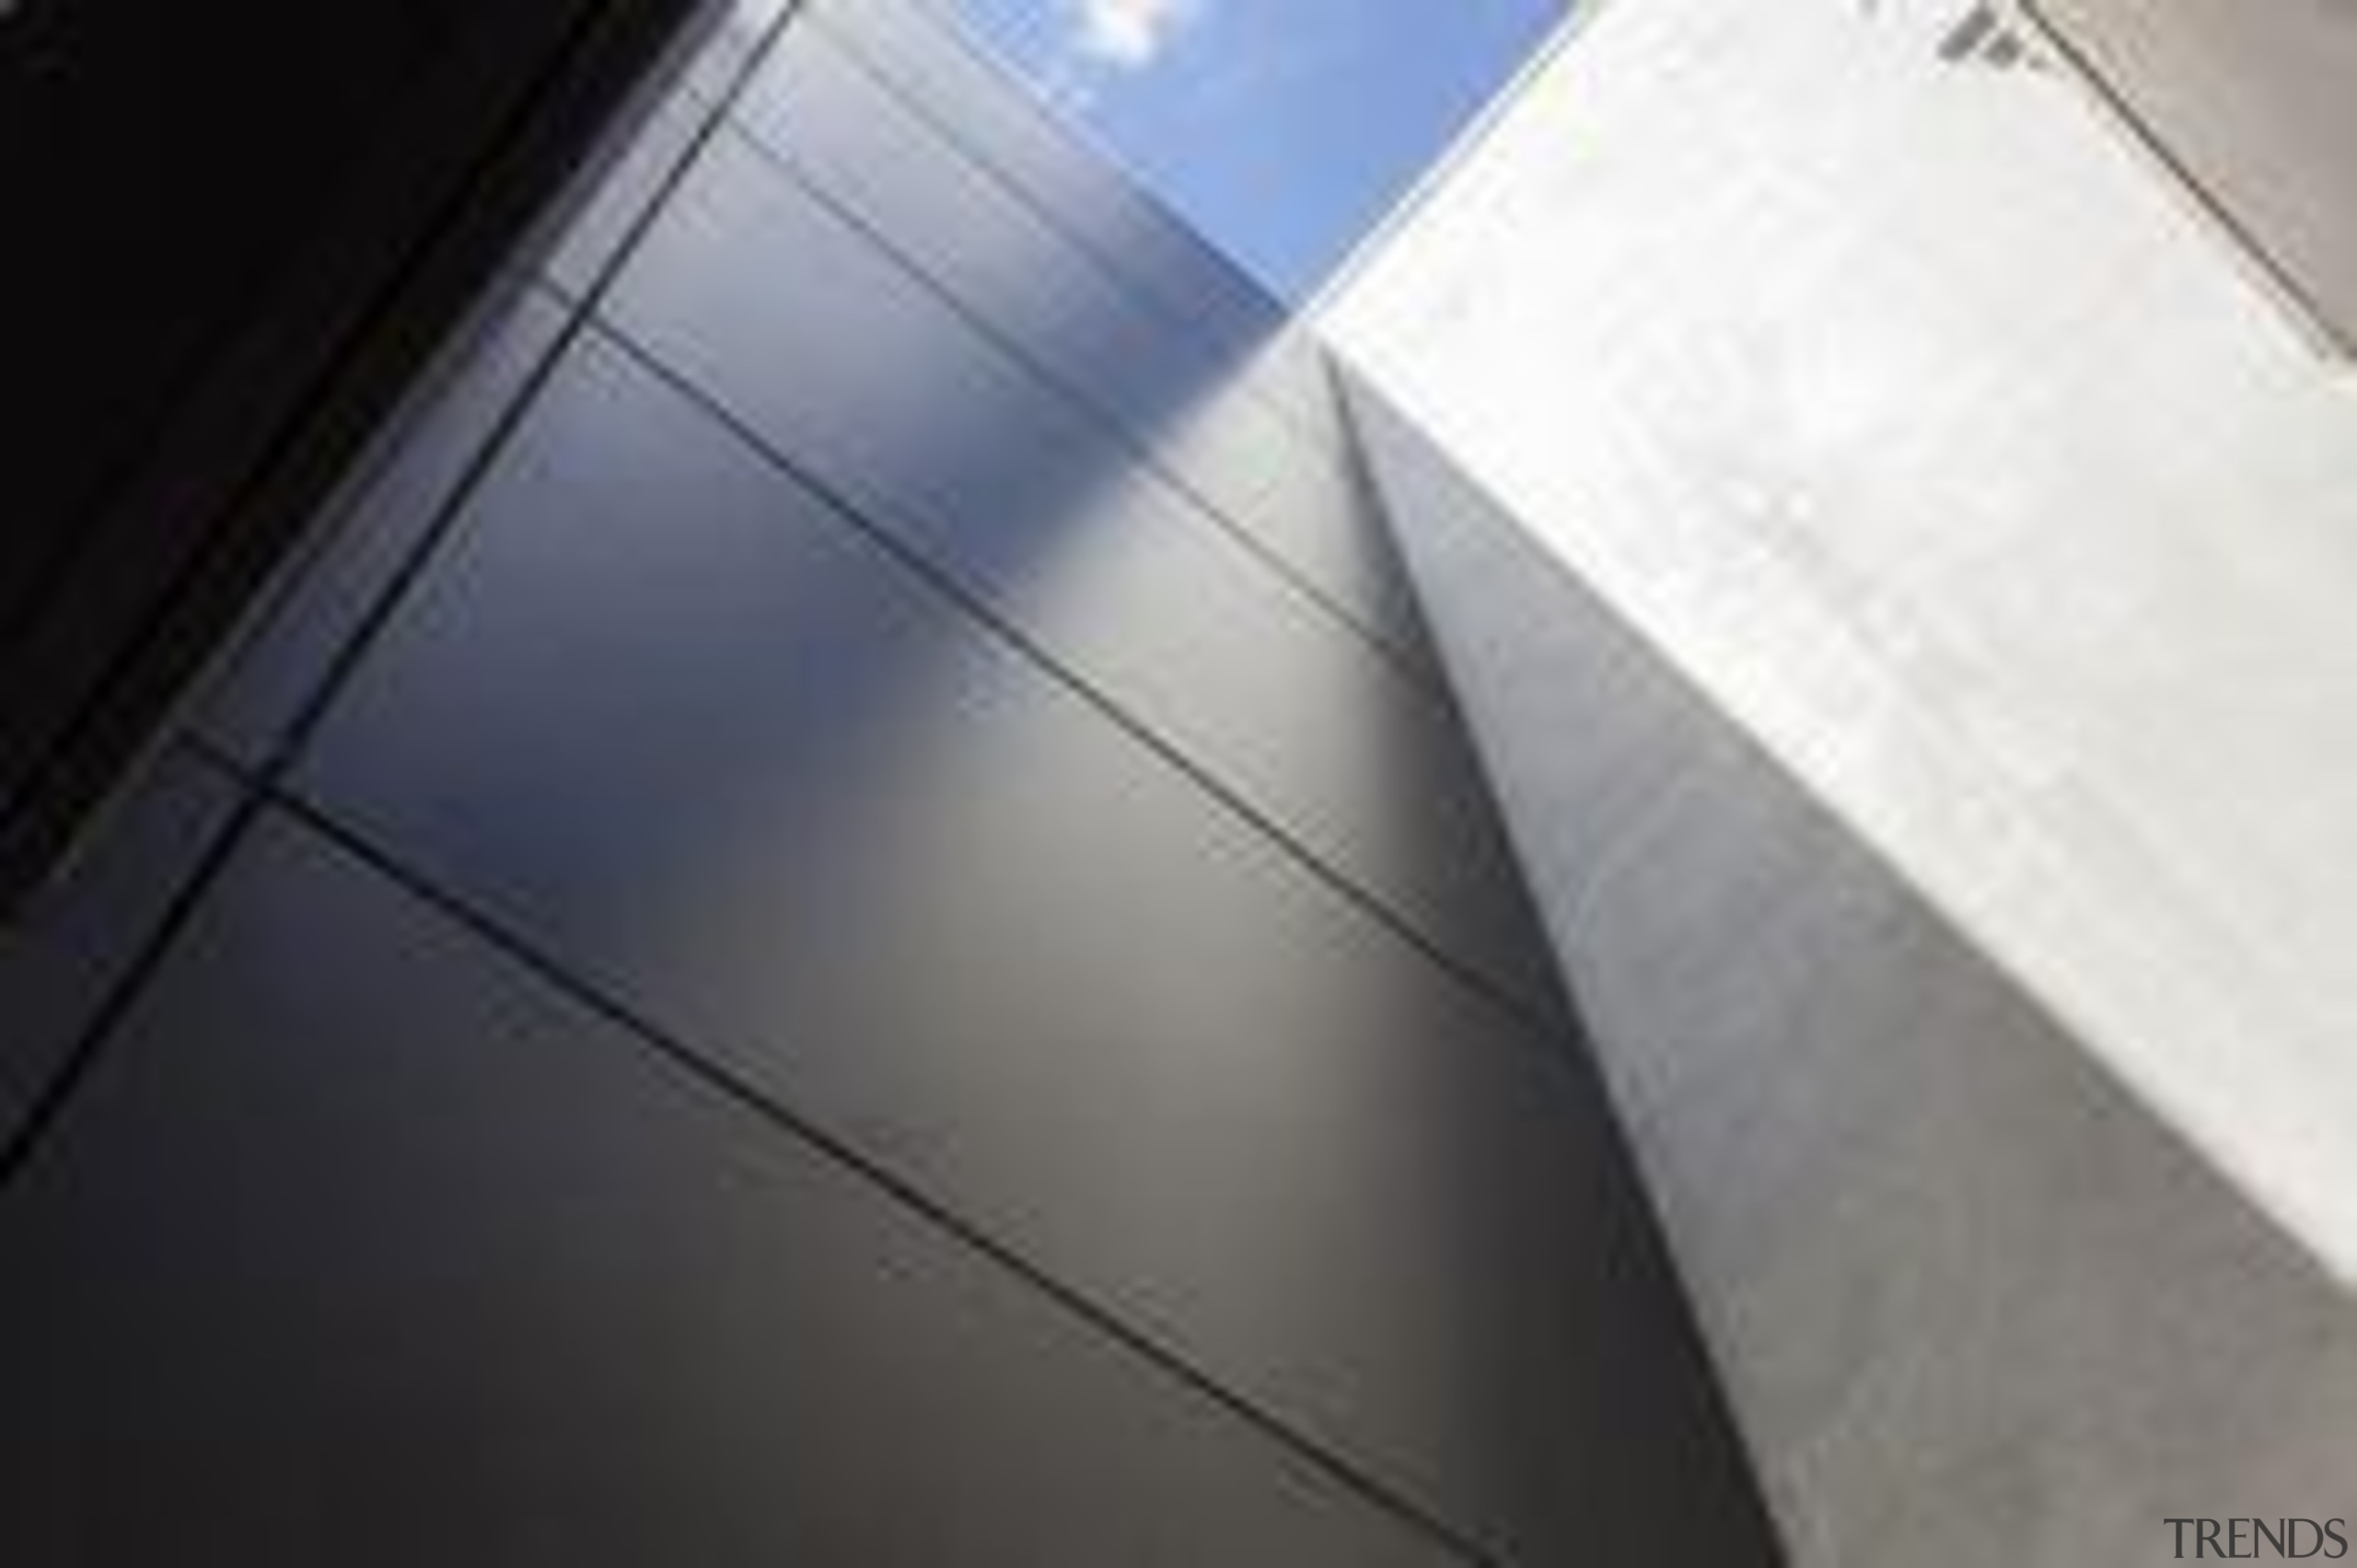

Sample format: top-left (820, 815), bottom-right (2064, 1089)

top-left (602, 134), bottom-right (1561, 1019)
top-left (799, 0), bottom-right (1351, 447)
top-left (0, 816), bottom-right (1452, 1568)
top-left (728, 26), bottom-right (1434, 663)
top-left (197, 283), bottom-right (575, 770)
top-left (0, 1), bottom-right (1780, 1562)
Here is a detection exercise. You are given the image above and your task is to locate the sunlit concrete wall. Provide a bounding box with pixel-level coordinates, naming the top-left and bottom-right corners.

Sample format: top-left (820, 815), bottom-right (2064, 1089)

top-left (1321, 0), bottom-right (2357, 1559)
top-left (1343, 377), bottom-right (2357, 1567)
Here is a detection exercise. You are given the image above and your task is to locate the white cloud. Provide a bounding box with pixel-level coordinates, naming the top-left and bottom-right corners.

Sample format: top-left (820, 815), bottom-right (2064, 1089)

top-left (1065, 0), bottom-right (1205, 70)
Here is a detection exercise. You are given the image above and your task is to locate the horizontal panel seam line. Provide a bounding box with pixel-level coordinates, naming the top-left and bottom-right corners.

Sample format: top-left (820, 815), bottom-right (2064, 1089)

top-left (819, 0), bottom-right (1287, 317)
top-left (589, 316), bottom-right (1577, 1053)
top-left (259, 784), bottom-right (1506, 1568)
top-left (798, 1), bottom-right (1346, 454)
top-left (238, 2), bottom-right (816, 796)
top-left (3, 0), bottom-right (819, 1202)
top-left (712, 116), bottom-right (1445, 705)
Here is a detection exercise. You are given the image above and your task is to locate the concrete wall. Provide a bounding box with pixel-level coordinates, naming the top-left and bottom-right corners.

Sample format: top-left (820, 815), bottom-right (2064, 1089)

top-left (1324, 0), bottom-right (2357, 1557)
top-left (1346, 381), bottom-right (2357, 1566)
top-left (1324, 0), bottom-right (2357, 1291)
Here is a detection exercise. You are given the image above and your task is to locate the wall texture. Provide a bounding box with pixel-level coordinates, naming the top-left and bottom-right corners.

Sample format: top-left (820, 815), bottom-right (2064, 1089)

top-left (0, 2), bottom-right (1777, 1562)
top-left (1329, 0), bottom-right (2357, 1281)
top-left (1346, 382), bottom-right (2357, 1566)
top-left (1327, 0), bottom-right (2357, 1560)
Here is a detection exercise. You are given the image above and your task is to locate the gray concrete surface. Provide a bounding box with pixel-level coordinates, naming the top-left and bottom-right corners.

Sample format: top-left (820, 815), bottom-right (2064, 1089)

top-left (1325, 0), bottom-right (2357, 1300)
top-left (1344, 381), bottom-right (2357, 1565)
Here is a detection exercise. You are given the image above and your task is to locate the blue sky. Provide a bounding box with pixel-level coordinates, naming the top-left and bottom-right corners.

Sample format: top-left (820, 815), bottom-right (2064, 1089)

top-left (950, 0), bottom-right (1569, 302)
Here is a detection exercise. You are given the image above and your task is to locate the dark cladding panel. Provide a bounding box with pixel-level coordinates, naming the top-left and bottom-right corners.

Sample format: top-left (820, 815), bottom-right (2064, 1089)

top-left (0, 814), bottom-right (1452, 1568)
top-left (605, 140), bottom-right (1561, 1014)
top-left (738, 28), bottom-right (1233, 432)
top-left (292, 333), bottom-right (1777, 1563)
top-left (0, 2), bottom-right (1784, 1563)
top-left (728, 29), bottom-right (1435, 663)
top-left (805, 0), bottom-right (1286, 356)
top-left (0, 751), bottom-right (242, 1152)
top-left (540, 80), bottom-right (716, 301)
top-left (197, 285), bottom-right (572, 768)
